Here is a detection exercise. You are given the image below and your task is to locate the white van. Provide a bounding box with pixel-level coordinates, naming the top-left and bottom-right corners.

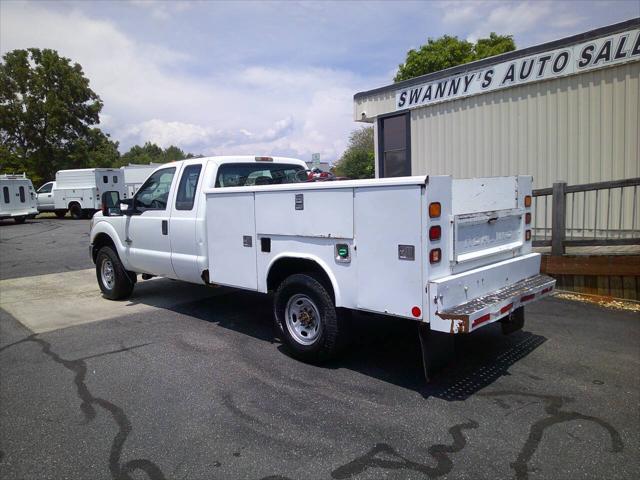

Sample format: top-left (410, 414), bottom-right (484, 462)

top-left (0, 174), bottom-right (38, 224)
top-left (53, 168), bottom-right (126, 219)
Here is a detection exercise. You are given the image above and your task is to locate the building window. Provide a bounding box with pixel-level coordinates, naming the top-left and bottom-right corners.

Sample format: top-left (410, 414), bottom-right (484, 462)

top-left (19, 186), bottom-right (25, 202)
top-left (378, 113), bottom-right (410, 178)
top-left (2, 187), bottom-right (9, 203)
top-left (176, 164), bottom-right (202, 211)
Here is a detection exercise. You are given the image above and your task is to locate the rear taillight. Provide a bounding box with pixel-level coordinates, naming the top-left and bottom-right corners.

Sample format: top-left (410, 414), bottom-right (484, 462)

top-left (524, 195), bottom-right (532, 208)
top-left (429, 225), bottom-right (441, 241)
top-left (525, 230), bottom-right (531, 241)
top-left (429, 202), bottom-right (441, 218)
top-left (525, 212), bottom-right (531, 224)
top-left (429, 248), bottom-right (441, 263)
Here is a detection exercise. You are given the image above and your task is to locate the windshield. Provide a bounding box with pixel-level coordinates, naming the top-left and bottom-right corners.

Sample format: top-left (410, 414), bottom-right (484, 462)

top-left (215, 163), bottom-right (306, 187)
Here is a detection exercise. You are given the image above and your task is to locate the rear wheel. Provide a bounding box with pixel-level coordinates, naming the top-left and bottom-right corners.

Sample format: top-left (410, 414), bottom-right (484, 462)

top-left (13, 216), bottom-right (26, 224)
top-left (54, 210), bottom-right (67, 218)
top-left (274, 273), bottom-right (349, 362)
top-left (69, 203), bottom-right (82, 220)
top-left (96, 246), bottom-right (134, 300)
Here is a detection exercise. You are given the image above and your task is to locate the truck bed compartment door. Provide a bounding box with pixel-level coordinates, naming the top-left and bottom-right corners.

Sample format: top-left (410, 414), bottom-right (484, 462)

top-left (207, 192), bottom-right (257, 290)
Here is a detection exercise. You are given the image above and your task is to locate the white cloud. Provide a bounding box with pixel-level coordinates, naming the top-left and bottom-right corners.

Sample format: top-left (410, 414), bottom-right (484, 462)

top-left (0, 2), bottom-right (379, 163)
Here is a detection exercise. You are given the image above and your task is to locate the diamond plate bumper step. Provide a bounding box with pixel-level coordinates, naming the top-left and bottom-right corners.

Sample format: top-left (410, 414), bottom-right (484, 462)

top-left (437, 274), bottom-right (556, 332)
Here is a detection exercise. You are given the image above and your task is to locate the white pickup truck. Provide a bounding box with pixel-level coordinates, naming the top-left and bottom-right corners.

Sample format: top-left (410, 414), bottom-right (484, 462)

top-left (90, 155), bottom-right (555, 378)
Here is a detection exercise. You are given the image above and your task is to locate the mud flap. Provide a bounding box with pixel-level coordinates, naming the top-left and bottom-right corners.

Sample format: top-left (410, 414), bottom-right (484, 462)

top-left (417, 323), bottom-right (455, 382)
top-left (500, 306), bottom-right (525, 335)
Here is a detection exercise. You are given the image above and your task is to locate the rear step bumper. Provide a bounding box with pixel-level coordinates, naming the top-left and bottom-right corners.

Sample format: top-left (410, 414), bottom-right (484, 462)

top-left (437, 274), bottom-right (556, 333)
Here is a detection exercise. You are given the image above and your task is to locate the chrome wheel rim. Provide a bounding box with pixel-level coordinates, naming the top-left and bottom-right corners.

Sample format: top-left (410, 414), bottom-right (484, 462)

top-left (285, 294), bottom-right (322, 345)
top-left (101, 259), bottom-right (115, 290)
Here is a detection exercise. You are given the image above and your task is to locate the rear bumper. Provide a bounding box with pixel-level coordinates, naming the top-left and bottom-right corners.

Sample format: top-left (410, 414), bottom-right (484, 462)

top-left (437, 274), bottom-right (555, 333)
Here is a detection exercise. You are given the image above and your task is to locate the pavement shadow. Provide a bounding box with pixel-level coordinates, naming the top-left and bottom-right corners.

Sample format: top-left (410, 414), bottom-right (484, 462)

top-left (160, 287), bottom-right (547, 400)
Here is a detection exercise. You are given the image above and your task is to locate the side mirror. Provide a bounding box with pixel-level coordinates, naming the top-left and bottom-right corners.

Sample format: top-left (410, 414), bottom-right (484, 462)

top-left (101, 191), bottom-right (122, 216)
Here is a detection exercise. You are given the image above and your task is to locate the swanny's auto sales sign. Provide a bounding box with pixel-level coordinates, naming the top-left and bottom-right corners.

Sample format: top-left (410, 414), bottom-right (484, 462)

top-left (396, 27), bottom-right (640, 111)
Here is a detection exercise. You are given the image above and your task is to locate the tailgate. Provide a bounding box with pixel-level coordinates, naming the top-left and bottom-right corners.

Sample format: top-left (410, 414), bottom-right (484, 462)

top-left (454, 208), bottom-right (524, 266)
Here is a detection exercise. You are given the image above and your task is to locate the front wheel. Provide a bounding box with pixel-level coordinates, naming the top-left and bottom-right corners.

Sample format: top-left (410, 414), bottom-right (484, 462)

top-left (274, 273), bottom-right (349, 362)
top-left (96, 246), bottom-right (134, 300)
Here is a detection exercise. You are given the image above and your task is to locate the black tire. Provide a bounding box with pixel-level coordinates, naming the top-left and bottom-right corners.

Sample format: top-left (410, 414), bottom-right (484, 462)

top-left (54, 210), bottom-right (67, 218)
top-left (69, 203), bottom-right (82, 220)
top-left (96, 246), bottom-right (134, 300)
top-left (14, 216), bottom-right (26, 224)
top-left (274, 273), bottom-right (349, 362)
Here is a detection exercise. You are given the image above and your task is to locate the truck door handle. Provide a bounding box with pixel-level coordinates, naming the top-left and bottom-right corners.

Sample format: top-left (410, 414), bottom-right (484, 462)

top-left (487, 217), bottom-right (498, 224)
top-left (162, 220), bottom-right (168, 235)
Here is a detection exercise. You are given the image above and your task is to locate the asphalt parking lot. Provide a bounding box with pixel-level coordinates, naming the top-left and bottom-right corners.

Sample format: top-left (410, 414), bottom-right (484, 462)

top-left (1, 217), bottom-right (638, 480)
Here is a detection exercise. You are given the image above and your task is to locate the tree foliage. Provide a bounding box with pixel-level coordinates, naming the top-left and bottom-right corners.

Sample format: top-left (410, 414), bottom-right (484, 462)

top-left (394, 33), bottom-right (515, 82)
top-left (0, 48), bottom-right (107, 185)
top-left (333, 126), bottom-right (374, 179)
top-left (120, 142), bottom-right (200, 166)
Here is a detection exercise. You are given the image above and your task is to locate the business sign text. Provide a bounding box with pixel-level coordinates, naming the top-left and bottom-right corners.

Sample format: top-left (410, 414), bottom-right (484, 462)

top-left (396, 28), bottom-right (640, 111)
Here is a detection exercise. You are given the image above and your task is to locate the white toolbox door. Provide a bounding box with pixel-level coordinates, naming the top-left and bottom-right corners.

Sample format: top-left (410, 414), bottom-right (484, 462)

top-left (354, 185), bottom-right (424, 318)
top-left (207, 192), bottom-right (258, 290)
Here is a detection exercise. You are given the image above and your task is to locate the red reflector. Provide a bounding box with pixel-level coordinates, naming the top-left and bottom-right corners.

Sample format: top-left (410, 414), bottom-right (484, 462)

top-left (541, 287), bottom-right (553, 294)
top-left (521, 294), bottom-right (535, 302)
top-left (472, 313), bottom-right (491, 328)
top-left (411, 306), bottom-right (421, 318)
top-left (429, 248), bottom-right (441, 263)
top-left (500, 303), bottom-right (513, 314)
top-left (525, 212), bottom-right (531, 224)
top-left (429, 225), bottom-right (441, 241)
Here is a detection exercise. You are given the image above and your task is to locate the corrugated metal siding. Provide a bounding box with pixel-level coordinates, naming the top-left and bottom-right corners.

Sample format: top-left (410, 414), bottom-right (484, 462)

top-left (409, 62), bottom-right (639, 186)
top-left (407, 62), bottom-right (639, 235)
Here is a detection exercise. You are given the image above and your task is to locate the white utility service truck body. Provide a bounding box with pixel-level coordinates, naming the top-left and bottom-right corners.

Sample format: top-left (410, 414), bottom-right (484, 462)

top-left (90, 156), bottom-right (554, 378)
top-left (55, 168), bottom-right (126, 219)
top-left (121, 163), bottom-right (161, 198)
top-left (0, 174), bottom-right (38, 223)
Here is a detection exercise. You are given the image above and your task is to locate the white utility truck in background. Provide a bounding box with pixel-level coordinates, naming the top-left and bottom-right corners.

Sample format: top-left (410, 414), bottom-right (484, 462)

top-left (51, 168), bottom-right (126, 219)
top-left (121, 163), bottom-right (161, 198)
top-left (0, 174), bottom-right (38, 224)
top-left (90, 156), bottom-right (555, 379)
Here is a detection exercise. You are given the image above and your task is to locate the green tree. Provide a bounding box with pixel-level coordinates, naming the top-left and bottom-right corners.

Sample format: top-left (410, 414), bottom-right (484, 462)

top-left (0, 48), bottom-right (104, 185)
top-left (68, 128), bottom-right (120, 170)
top-left (120, 142), bottom-right (200, 166)
top-left (394, 33), bottom-right (515, 82)
top-left (334, 126), bottom-right (375, 179)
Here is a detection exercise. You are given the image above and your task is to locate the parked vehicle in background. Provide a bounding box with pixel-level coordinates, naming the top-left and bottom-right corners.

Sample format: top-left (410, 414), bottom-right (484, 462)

top-left (54, 168), bottom-right (126, 219)
top-left (90, 155), bottom-right (555, 380)
top-left (0, 174), bottom-right (38, 224)
top-left (36, 181), bottom-right (66, 218)
top-left (121, 163), bottom-right (162, 198)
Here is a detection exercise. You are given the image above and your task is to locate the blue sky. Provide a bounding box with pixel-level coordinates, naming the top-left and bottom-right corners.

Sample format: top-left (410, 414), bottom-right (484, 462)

top-left (1, 0), bottom-right (639, 163)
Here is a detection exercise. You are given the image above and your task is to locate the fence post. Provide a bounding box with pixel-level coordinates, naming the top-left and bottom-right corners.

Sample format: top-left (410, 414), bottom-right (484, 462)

top-left (551, 182), bottom-right (567, 256)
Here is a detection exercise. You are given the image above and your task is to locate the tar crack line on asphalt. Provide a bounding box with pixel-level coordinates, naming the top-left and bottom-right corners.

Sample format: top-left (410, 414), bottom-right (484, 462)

top-left (479, 390), bottom-right (623, 480)
top-left (329, 420), bottom-right (479, 479)
top-left (0, 335), bottom-right (164, 480)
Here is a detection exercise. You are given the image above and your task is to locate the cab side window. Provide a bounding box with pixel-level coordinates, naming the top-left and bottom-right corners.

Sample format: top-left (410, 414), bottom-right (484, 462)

top-left (175, 164), bottom-right (202, 211)
top-left (38, 183), bottom-right (52, 194)
top-left (134, 168), bottom-right (176, 211)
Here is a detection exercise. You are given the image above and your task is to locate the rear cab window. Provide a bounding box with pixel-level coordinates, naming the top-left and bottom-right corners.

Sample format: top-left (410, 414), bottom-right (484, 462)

top-left (215, 163), bottom-right (306, 188)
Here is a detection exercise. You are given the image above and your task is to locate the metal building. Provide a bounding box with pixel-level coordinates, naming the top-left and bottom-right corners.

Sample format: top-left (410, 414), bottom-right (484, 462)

top-left (354, 18), bottom-right (639, 185)
top-left (354, 18), bottom-right (640, 235)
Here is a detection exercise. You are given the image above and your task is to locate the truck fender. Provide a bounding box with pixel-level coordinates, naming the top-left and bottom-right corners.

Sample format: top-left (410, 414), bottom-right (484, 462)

top-left (265, 253), bottom-right (343, 307)
top-left (90, 220), bottom-right (132, 270)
